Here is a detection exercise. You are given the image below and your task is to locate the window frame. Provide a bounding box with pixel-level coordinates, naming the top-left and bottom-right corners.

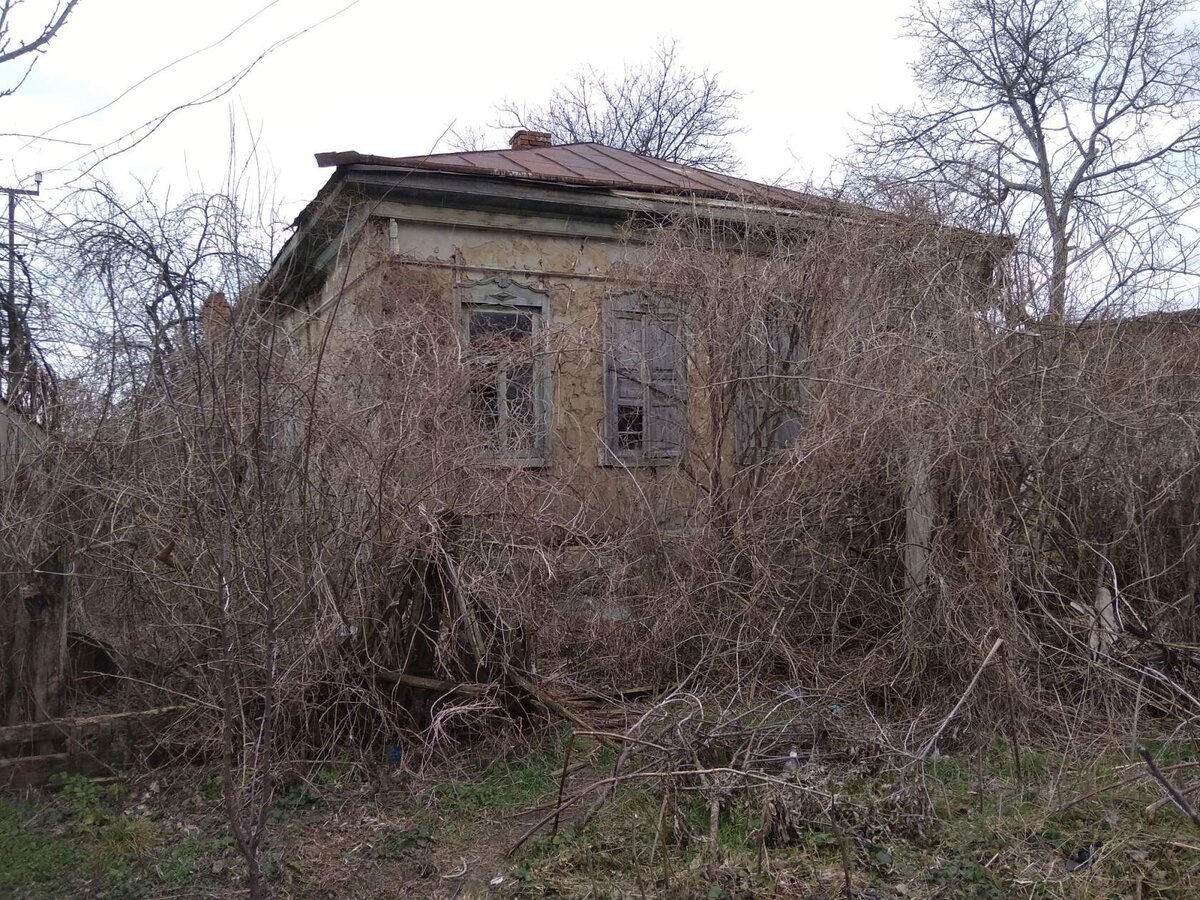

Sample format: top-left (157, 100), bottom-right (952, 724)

top-left (457, 277), bottom-right (551, 468)
top-left (601, 292), bottom-right (687, 467)
top-left (734, 319), bottom-right (808, 464)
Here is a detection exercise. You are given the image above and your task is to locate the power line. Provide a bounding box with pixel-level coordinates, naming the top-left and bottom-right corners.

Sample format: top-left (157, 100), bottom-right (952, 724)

top-left (14, 0), bottom-right (289, 156)
top-left (46, 0), bottom-right (367, 185)
top-left (0, 133), bottom-right (88, 146)
top-left (1, 0), bottom-right (367, 241)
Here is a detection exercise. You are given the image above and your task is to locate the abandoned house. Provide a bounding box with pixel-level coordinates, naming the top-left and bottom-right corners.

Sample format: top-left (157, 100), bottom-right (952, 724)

top-left (263, 130), bottom-right (1002, 527)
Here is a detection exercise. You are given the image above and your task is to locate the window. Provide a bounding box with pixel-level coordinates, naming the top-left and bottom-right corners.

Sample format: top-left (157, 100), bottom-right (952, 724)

top-left (458, 278), bottom-right (550, 465)
top-left (735, 320), bottom-right (806, 463)
top-left (603, 294), bottom-right (685, 464)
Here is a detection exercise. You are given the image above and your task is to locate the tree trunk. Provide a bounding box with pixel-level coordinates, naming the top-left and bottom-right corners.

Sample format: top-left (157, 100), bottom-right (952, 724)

top-left (3, 548), bottom-right (69, 744)
top-left (1049, 225), bottom-right (1070, 321)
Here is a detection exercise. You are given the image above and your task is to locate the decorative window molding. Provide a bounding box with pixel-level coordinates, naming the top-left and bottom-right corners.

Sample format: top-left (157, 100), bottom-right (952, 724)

top-left (602, 293), bottom-right (686, 466)
top-left (457, 277), bottom-right (551, 467)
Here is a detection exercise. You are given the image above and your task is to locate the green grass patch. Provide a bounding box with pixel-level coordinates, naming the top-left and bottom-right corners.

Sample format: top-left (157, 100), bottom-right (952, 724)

top-left (8, 737), bottom-right (1200, 898)
top-left (927, 851), bottom-right (1008, 899)
top-left (505, 737), bottom-right (1200, 897)
top-left (0, 778), bottom-right (230, 899)
top-left (150, 832), bottom-right (222, 886)
top-left (0, 796), bottom-right (81, 896)
top-left (429, 733), bottom-right (573, 814)
top-left (366, 824), bottom-right (433, 861)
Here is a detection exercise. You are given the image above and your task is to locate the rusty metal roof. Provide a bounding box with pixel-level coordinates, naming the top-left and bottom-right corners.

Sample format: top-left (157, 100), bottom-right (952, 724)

top-left (314, 143), bottom-right (822, 209)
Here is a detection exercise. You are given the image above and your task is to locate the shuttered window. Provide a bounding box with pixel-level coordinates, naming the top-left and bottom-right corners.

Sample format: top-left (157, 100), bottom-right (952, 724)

top-left (734, 320), bottom-right (807, 463)
top-left (604, 294), bottom-right (685, 464)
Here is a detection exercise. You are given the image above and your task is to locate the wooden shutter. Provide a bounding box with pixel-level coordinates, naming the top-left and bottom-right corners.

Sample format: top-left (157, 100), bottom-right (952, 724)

top-left (645, 311), bottom-right (684, 457)
top-left (605, 294), bottom-right (684, 463)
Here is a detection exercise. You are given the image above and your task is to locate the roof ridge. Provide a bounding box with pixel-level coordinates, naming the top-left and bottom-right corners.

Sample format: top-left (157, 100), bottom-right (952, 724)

top-left (370, 140), bottom-right (741, 181)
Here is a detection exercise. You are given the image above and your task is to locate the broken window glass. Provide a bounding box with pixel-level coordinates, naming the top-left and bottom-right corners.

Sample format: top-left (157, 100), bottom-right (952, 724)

top-left (463, 302), bottom-right (546, 462)
top-left (605, 295), bottom-right (684, 463)
top-left (616, 404), bottom-right (644, 451)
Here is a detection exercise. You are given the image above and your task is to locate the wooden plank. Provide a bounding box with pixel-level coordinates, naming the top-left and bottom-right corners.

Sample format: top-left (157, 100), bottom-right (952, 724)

top-left (0, 705), bottom-right (188, 748)
top-left (0, 718), bottom-right (68, 746)
top-left (0, 706), bottom-right (189, 790)
top-left (0, 752), bottom-right (112, 791)
top-left (375, 671), bottom-right (490, 697)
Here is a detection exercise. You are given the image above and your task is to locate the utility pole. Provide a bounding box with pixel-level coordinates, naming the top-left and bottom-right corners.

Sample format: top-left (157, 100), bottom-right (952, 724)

top-left (2, 173), bottom-right (42, 407)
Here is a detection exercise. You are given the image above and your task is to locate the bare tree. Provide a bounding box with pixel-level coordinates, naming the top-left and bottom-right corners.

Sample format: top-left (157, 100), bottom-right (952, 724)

top-left (40, 184), bottom-right (281, 897)
top-left (445, 123), bottom-right (492, 153)
top-left (852, 0), bottom-right (1200, 321)
top-left (1, 1), bottom-right (85, 419)
top-left (0, 0), bottom-right (82, 97)
top-left (494, 40), bottom-right (743, 173)
top-left (1, 243), bottom-right (55, 420)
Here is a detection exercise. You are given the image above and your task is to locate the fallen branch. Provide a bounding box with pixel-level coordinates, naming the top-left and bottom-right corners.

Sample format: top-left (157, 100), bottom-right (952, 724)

top-left (1056, 760), bottom-right (1200, 814)
top-left (917, 634), bottom-right (1003, 761)
top-left (572, 730), bottom-right (673, 753)
top-left (1146, 779), bottom-right (1200, 819)
top-left (1138, 746), bottom-right (1200, 829)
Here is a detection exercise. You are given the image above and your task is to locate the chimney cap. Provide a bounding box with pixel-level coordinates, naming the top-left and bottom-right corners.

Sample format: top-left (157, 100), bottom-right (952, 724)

top-left (509, 129), bottom-right (552, 150)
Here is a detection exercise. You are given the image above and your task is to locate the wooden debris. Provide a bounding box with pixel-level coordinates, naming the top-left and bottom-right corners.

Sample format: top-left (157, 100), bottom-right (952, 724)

top-left (0, 705), bottom-right (188, 790)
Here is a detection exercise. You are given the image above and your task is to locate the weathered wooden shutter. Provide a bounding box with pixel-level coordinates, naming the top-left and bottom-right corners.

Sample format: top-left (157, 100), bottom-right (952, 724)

top-left (605, 294), bottom-right (685, 462)
top-left (645, 311), bottom-right (684, 458)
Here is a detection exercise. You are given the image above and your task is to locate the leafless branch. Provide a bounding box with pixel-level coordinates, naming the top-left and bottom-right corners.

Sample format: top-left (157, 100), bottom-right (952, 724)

top-left (495, 39), bottom-right (743, 172)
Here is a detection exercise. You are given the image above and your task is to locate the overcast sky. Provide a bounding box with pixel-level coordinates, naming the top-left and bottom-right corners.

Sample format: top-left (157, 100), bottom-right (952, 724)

top-left (2, 0), bottom-right (919, 226)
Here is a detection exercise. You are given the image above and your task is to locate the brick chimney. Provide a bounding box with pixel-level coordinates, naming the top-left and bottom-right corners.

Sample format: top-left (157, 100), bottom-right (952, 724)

top-left (200, 291), bottom-right (231, 340)
top-left (509, 129), bottom-right (552, 150)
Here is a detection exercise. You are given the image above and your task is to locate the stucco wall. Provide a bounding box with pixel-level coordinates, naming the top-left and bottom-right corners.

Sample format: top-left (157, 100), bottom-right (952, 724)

top-left (278, 195), bottom-right (703, 531)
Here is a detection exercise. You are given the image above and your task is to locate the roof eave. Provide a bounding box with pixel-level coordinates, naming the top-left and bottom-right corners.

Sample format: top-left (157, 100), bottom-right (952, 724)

top-left (314, 151), bottom-right (1013, 255)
